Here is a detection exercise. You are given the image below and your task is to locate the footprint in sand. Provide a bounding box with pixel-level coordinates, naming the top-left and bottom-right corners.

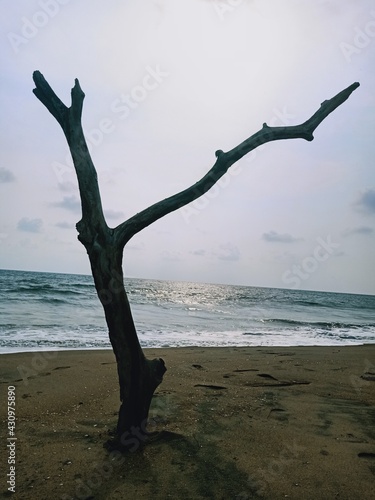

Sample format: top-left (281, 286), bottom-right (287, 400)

top-left (223, 369), bottom-right (259, 378)
top-left (257, 373), bottom-right (278, 380)
top-left (268, 408), bottom-right (288, 422)
top-left (245, 373), bottom-right (310, 387)
top-left (358, 452), bottom-right (375, 459)
top-left (194, 384), bottom-right (227, 390)
top-left (233, 369), bottom-right (259, 373)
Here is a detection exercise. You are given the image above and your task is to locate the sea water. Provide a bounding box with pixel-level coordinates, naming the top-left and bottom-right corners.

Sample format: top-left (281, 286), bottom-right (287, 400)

top-left (0, 269), bottom-right (374, 353)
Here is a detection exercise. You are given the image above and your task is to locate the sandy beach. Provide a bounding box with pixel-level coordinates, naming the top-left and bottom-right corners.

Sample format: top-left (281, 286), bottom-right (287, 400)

top-left (1, 345), bottom-right (374, 499)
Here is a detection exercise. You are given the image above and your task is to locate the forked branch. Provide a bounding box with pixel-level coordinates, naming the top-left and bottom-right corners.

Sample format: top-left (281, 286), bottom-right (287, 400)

top-left (32, 71), bottom-right (359, 254)
top-left (33, 71), bottom-right (107, 247)
top-left (114, 82), bottom-right (359, 248)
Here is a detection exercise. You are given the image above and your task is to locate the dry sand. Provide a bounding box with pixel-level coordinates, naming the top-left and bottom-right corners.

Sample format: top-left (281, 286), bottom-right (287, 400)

top-left (1, 345), bottom-right (375, 499)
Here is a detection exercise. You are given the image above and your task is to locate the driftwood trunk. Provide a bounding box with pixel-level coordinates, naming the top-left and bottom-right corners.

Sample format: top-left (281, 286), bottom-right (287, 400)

top-left (32, 71), bottom-right (358, 446)
top-left (88, 248), bottom-right (166, 445)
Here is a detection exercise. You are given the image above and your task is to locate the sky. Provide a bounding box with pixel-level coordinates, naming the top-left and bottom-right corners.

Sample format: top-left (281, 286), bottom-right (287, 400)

top-left (0, 0), bottom-right (374, 295)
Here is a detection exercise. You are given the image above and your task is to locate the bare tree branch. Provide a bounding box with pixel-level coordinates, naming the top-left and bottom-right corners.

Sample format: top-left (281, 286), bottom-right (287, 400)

top-left (32, 70), bottom-right (69, 127)
top-left (114, 82), bottom-right (359, 248)
top-left (32, 71), bottom-right (108, 247)
top-left (33, 71), bottom-right (359, 252)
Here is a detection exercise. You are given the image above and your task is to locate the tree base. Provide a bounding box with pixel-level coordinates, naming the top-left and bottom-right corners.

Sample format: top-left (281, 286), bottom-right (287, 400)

top-left (104, 430), bottom-right (186, 454)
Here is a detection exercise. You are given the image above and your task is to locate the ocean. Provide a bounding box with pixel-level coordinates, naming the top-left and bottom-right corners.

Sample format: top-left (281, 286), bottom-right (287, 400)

top-left (0, 269), bottom-right (374, 354)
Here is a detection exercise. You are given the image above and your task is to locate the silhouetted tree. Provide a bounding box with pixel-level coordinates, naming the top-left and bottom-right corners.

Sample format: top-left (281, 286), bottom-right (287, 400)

top-left (32, 71), bottom-right (359, 448)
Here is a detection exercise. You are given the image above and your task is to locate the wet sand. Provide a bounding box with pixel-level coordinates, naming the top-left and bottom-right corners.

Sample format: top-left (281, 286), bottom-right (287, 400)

top-left (1, 345), bottom-right (375, 499)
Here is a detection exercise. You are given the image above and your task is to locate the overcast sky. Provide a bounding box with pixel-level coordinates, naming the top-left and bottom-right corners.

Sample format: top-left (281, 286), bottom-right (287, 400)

top-left (1, 0), bottom-right (374, 294)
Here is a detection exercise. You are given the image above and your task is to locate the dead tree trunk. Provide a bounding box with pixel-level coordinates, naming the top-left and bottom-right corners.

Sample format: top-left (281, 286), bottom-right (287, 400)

top-left (32, 71), bottom-right (358, 447)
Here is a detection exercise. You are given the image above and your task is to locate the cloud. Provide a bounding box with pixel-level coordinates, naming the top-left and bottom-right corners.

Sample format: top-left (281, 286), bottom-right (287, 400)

top-left (53, 195), bottom-right (81, 213)
top-left (262, 231), bottom-right (302, 243)
top-left (55, 221), bottom-right (73, 229)
top-left (354, 189), bottom-right (375, 214)
top-left (342, 226), bottom-right (374, 237)
top-left (17, 218), bottom-right (43, 233)
top-left (215, 243), bottom-right (240, 261)
top-left (126, 242), bottom-right (145, 251)
top-left (0, 168), bottom-right (16, 183)
top-left (161, 250), bottom-right (182, 261)
top-left (53, 200), bottom-right (124, 220)
top-left (334, 251), bottom-right (346, 257)
top-left (190, 249), bottom-right (206, 256)
top-left (104, 209), bottom-right (125, 221)
top-left (58, 181), bottom-right (77, 193)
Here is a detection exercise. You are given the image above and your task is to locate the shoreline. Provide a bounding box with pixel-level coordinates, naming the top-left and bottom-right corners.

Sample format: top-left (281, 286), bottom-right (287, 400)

top-left (1, 339), bottom-right (374, 356)
top-left (1, 345), bottom-right (374, 499)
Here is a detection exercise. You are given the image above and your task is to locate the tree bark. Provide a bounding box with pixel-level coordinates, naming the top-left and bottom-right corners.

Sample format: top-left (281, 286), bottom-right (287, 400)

top-left (32, 71), bottom-right (358, 447)
top-left (33, 71), bottom-right (166, 448)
